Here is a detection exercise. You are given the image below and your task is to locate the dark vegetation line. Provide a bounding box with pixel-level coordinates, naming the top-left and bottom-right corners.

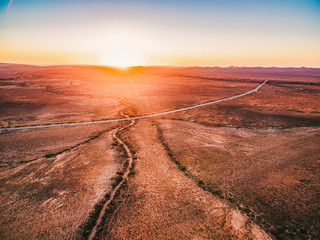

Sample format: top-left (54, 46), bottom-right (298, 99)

top-left (93, 127), bottom-right (137, 240)
top-left (0, 78), bottom-right (18, 80)
top-left (167, 74), bottom-right (262, 84)
top-left (268, 80), bottom-right (320, 86)
top-left (171, 74), bottom-right (320, 86)
top-left (14, 128), bottom-right (115, 167)
top-left (153, 121), bottom-right (275, 239)
top-left (78, 116), bottom-right (137, 240)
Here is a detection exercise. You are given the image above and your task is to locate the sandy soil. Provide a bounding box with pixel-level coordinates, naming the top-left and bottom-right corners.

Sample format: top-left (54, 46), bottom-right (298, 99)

top-left (0, 126), bottom-right (123, 239)
top-left (157, 119), bottom-right (320, 239)
top-left (0, 64), bottom-right (123, 127)
top-left (167, 82), bottom-right (320, 128)
top-left (97, 120), bottom-right (271, 239)
top-left (1, 64), bottom-right (319, 240)
top-left (0, 123), bottom-right (114, 167)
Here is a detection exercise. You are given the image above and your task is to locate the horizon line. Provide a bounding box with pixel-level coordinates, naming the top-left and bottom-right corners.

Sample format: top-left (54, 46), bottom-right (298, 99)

top-left (1, 61), bottom-right (320, 69)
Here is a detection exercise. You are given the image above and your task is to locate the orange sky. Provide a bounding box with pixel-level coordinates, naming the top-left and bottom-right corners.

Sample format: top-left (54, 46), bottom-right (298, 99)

top-left (1, 0), bottom-right (320, 67)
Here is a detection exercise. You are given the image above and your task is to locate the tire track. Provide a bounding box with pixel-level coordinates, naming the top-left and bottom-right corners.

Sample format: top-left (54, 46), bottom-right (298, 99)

top-left (87, 114), bottom-right (135, 240)
top-left (1, 80), bottom-right (269, 132)
top-left (97, 120), bottom-right (272, 239)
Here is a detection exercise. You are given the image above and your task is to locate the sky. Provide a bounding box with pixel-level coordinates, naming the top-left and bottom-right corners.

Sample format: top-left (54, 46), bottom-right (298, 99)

top-left (0, 0), bottom-right (320, 67)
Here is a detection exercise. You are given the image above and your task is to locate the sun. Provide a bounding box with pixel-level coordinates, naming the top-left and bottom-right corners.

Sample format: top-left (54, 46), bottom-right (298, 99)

top-left (99, 49), bottom-right (146, 68)
top-left (98, 30), bottom-right (148, 68)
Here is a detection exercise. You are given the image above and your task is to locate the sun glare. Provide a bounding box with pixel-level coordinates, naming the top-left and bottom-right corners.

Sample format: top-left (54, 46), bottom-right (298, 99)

top-left (99, 49), bottom-right (146, 68)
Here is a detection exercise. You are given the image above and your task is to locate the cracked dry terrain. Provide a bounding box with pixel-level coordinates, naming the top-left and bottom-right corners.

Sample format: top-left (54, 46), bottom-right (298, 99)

top-left (97, 120), bottom-right (271, 240)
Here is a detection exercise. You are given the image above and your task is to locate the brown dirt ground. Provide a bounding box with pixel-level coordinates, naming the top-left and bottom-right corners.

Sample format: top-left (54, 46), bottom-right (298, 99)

top-left (0, 124), bottom-right (114, 167)
top-left (157, 119), bottom-right (320, 239)
top-left (1, 64), bottom-right (319, 240)
top-left (0, 126), bottom-right (124, 239)
top-left (97, 120), bottom-right (271, 240)
top-left (166, 80), bottom-right (320, 128)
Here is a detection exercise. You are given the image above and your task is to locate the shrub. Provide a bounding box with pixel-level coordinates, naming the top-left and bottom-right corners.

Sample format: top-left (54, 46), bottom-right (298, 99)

top-left (198, 179), bottom-right (204, 185)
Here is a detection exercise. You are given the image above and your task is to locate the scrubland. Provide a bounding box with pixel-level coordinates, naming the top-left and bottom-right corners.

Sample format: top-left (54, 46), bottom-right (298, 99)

top-left (0, 63), bottom-right (319, 239)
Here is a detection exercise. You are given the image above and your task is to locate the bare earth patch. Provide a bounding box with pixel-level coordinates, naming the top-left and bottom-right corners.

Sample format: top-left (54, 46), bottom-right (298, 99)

top-left (1, 64), bottom-right (319, 239)
top-left (157, 119), bottom-right (320, 239)
top-left (0, 126), bottom-right (123, 239)
top-left (97, 120), bottom-right (271, 240)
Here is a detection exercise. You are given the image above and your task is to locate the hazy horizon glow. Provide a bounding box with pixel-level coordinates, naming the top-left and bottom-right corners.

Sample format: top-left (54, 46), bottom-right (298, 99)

top-left (1, 0), bottom-right (320, 67)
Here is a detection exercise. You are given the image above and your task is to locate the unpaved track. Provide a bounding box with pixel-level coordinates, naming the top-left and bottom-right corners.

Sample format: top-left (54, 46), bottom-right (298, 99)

top-left (1, 80), bottom-right (268, 132)
top-left (99, 120), bottom-right (271, 239)
top-left (88, 117), bottom-right (135, 240)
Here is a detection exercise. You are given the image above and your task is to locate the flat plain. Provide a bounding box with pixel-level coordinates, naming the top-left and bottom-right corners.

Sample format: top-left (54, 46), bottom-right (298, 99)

top-left (0, 63), bottom-right (319, 239)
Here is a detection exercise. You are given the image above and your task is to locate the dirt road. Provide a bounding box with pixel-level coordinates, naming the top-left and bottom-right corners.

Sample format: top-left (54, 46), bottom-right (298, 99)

top-left (97, 120), bottom-right (271, 239)
top-left (1, 80), bottom-right (268, 132)
top-left (88, 117), bottom-right (135, 240)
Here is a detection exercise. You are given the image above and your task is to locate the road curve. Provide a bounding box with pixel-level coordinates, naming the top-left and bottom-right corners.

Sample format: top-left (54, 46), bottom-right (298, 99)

top-left (88, 114), bottom-right (135, 240)
top-left (1, 79), bottom-right (268, 132)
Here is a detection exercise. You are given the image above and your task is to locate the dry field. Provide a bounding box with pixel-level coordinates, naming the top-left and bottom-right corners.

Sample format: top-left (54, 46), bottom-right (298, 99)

top-left (157, 120), bottom-right (319, 239)
top-left (0, 124), bottom-right (123, 239)
top-left (0, 63), bottom-right (319, 239)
